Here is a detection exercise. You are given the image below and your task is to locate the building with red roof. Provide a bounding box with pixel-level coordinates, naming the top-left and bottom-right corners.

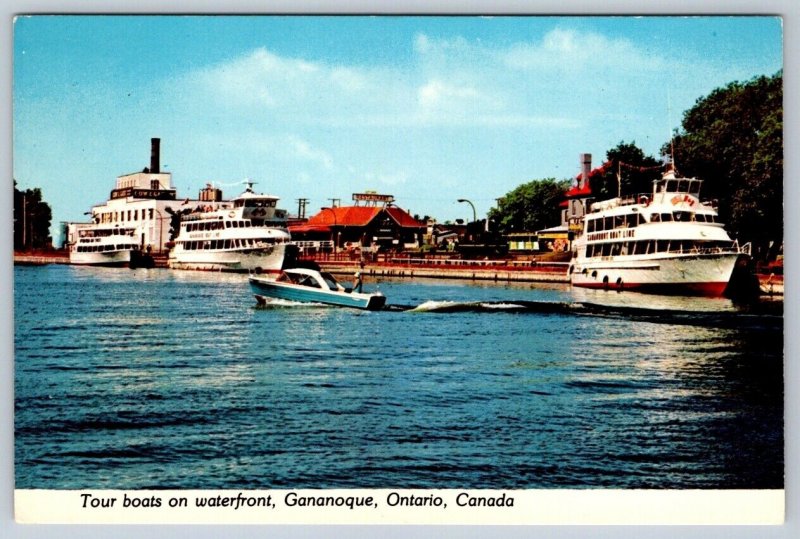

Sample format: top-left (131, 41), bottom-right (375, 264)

top-left (289, 192), bottom-right (426, 253)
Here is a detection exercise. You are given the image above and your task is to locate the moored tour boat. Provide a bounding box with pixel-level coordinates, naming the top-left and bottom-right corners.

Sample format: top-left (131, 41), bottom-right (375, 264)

top-left (168, 182), bottom-right (292, 273)
top-left (69, 225), bottom-right (144, 267)
top-left (250, 268), bottom-right (386, 310)
top-left (569, 169), bottom-right (748, 296)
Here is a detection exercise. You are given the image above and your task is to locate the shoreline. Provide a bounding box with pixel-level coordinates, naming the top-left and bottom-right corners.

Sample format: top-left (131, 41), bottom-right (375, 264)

top-left (12, 251), bottom-right (783, 296)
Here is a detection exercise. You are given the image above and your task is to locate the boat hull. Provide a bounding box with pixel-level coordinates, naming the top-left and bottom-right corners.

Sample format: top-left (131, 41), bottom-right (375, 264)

top-left (169, 243), bottom-right (287, 273)
top-left (570, 252), bottom-right (741, 297)
top-left (69, 250), bottom-right (133, 267)
top-left (249, 277), bottom-right (386, 310)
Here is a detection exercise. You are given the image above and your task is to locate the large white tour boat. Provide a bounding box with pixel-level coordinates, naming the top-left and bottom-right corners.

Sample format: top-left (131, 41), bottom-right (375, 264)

top-left (68, 225), bottom-right (143, 267)
top-left (569, 169), bottom-right (748, 296)
top-left (168, 183), bottom-right (292, 273)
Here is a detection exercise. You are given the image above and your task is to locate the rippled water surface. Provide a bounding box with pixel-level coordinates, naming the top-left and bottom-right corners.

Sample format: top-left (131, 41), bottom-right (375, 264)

top-left (15, 265), bottom-right (783, 489)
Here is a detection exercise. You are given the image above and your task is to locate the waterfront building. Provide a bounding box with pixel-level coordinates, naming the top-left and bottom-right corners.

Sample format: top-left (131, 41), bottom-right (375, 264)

top-left (65, 139), bottom-right (225, 255)
top-left (289, 192), bottom-right (426, 255)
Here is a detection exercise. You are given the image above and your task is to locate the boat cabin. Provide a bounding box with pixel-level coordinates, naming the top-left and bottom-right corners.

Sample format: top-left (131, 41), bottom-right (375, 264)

top-left (278, 269), bottom-right (347, 291)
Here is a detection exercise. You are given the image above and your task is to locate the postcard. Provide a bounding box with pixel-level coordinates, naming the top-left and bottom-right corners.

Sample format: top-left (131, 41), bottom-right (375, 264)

top-left (12, 13), bottom-right (785, 527)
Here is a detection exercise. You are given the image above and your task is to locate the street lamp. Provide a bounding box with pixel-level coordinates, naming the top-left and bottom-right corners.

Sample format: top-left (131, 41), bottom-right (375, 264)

top-left (457, 198), bottom-right (477, 224)
top-left (457, 198), bottom-right (478, 243)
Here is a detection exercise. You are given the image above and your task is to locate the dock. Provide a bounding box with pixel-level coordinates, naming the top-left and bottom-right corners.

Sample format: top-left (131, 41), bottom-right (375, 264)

top-left (13, 253), bottom-right (70, 265)
top-left (316, 258), bottom-right (570, 284)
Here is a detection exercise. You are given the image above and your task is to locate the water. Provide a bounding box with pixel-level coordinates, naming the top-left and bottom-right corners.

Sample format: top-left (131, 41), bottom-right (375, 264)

top-left (14, 265), bottom-right (783, 490)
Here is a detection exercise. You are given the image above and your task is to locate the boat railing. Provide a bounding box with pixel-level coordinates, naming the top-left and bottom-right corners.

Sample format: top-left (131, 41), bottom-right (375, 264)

top-left (294, 240), bottom-right (334, 253)
top-left (737, 241), bottom-right (752, 256)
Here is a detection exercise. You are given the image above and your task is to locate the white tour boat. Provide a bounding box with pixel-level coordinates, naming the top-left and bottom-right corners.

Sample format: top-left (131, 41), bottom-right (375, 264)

top-left (569, 170), bottom-right (748, 296)
top-left (168, 183), bottom-right (292, 273)
top-left (69, 225), bottom-right (143, 267)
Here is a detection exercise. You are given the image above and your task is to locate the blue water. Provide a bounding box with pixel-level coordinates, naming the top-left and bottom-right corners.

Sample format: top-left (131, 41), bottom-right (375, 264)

top-left (14, 265), bottom-right (783, 489)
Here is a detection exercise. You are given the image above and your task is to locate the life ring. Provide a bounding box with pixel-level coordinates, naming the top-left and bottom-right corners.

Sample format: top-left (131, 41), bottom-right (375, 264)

top-left (638, 195), bottom-right (649, 205)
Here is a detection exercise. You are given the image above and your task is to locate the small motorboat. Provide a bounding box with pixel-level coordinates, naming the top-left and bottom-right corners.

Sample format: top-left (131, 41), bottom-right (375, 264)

top-left (249, 268), bottom-right (386, 310)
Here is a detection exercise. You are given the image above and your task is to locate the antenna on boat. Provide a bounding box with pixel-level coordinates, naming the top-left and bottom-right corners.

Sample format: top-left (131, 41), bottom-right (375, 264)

top-left (616, 161), bottom-right (622, 198)
top-left (667, 88), bottom-right (678, 174)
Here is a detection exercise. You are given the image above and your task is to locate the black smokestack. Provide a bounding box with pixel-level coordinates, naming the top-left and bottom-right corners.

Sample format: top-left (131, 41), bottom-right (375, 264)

top-left (150, 138), bottom-right (161, 174)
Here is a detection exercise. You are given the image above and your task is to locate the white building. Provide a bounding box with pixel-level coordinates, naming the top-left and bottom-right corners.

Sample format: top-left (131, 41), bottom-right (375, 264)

top-left (66, 139), bottom-right (223, 254)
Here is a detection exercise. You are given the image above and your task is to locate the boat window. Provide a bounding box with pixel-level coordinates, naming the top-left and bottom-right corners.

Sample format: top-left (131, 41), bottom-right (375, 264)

top-left (650, 213), bottom-right (660, 222)
top-left (660, 213), bottom-right (673, 221)
top-left (320, 272), bottom-right (340, 290)
top-left (299, 276), bottom-right (321, 288)
top-left (604, 217), bottom-right (613, 230)
top-left (674, 211), bottom-right (692, 222)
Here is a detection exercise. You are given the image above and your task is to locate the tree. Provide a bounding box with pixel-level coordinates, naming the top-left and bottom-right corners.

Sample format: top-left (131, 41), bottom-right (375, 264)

top-left (489, 178), bottom-right (569, 234)
top-left (666, 71), bottom-right (783, 249)
top-left (14, 180), bottom-right (53, 250)
top-left (591, 142), bottom-right (662, 201)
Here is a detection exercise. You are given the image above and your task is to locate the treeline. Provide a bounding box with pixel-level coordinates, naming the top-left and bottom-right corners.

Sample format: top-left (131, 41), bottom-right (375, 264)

top-left (490, 71), bottom-right (783, 256)
top-left (14, 180), bottom-right (53, 250)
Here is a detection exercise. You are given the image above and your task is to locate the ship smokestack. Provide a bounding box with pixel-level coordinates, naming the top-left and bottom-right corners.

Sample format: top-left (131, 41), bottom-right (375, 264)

top-left (580, 153), bottom-right (592, 189)
top-left (150, 138), bottom-right (161, 174)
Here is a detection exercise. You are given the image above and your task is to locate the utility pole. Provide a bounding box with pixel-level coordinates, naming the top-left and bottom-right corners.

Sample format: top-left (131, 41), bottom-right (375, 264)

top-left (296, 198), bottom-right (309, 219)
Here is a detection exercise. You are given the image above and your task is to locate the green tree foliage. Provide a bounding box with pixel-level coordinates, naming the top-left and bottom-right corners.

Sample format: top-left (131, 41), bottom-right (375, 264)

top-left (489, 178), bottom-right (569, 234)
top-left (667, 71), bottom-right (783, 247)
top-left (591, 142), bottom-right (662, 201)
top-left (14, 180), bottom-right (53, 250)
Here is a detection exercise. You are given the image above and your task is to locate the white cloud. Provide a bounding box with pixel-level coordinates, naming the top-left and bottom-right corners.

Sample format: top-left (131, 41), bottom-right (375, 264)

top-left (177, 27), bottom-right (671, 133)
top-left (418, 80), bottom-right (490, 110)
top-left (501, 28), bottom-right (667, 72)
top-left (190, 48), bottom-right (374, 112)
top-left (364, 170), bottom-right (409, 187)
top-left (287, 135), bottom-right (334, 170)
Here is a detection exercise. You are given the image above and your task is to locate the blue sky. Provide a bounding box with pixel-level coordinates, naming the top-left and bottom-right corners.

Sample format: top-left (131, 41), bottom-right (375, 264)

top-left (13, 15), bottom-right (783, 240)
